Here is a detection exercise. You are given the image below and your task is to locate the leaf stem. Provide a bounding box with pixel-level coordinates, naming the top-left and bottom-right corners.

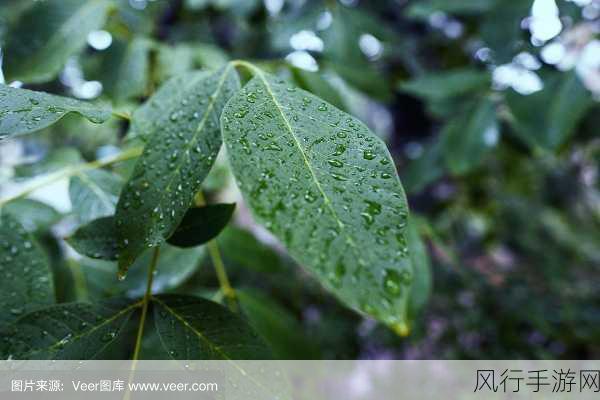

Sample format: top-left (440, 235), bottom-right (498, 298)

top-left (111, 110), bottom-right (132, 121)
top-left (230, 59), bottom-right (262, 77)
top-left (131, 246), bottom-right (160, 361)
top-left (195, 191), bottom-right (237, 311)
top-left (0, 146), bottom-right (143, 207)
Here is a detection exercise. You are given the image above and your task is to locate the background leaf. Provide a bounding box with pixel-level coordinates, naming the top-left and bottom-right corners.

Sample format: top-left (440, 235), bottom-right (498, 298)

top-left (67, 216), bottom-right (119, 260)
top-left (116, 66), bottom-right (240, 273)
top-left (399, 68), bottom-right (491, 102)
top-left (152, 294), bottom-right (272, 359)
top-left (0, 85), bottom-right (111, 140)
top-left (222, 71), bottom-right (412, 332)
top-left (69, 169), bottom-right (123, 223)
top-left (2, 0), bottom-right (112, 83)
top-left (0, 214), bottom-right (55, 324)
top-left (2, 199), bottom-right (62, 232)
top-left (167, 203), bottom-right (236, 248)
top-left (0, 298), bottom-right (140, 359)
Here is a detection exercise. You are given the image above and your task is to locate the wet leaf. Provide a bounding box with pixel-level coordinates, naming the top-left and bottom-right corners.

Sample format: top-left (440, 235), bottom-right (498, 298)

top-left (221, 70), bottom-right (412, 331)
top-left (0, 298), bottom-right (140, 359)
top-left (2, 0), bottom-right (112, 83)
top-left (67, 216), bottom-right (119, 261)
top-left (0, 214), bottom-right (55, 324)
top-left (69, 169), bottom-right (123, 224)
top-left (152, 294), bottom-right (272, 359)
top-left (0, 85), bottom-right (111, 140)
top-left (167, 203), bottom-right (236, 248)
top-left (116, 66), bottom-right (240, 275)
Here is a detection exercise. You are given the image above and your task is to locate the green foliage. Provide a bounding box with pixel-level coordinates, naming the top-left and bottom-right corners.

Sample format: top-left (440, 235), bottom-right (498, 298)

top-left (1, 0), bottom-right (597, 361)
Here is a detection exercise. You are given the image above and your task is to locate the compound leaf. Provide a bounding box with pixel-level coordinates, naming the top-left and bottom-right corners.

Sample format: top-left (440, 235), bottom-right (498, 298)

top-left (0, 214), bottom-right (55, 324)
top-left (2, 0), bottom-right (112, 83)
top-left (152, 294), bottom-right (271, 359)
top-left (0, 298), bottom-right (140, 359)
top-left (0, 85), bottom-right (111, 140)
top-left (116, 66), bottom-right (240, 275)
top-left (221, 70), bottom-right (413, 332)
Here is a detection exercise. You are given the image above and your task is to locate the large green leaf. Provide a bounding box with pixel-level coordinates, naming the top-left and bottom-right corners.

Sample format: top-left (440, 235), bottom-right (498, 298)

top-left (69, 170), bottom-right (123, 223)
top-left (116, 66), bottom-right (240, 274)
top-left (441, 98), bottom-right (499, 175)
top-left (76, 245), bottom-right (205, 299)
top-left (152, 294), bottom-right (272, 359)
top-left (506, 72), bottom-right (593, 151)
top-left (167, 203), bottom-right (236, 248)
top-left (0, 298), bottom-right (140, 359)
top-left (221, 70), bottom-right (412, 332)
top-left (67, 216), bottom-right (119, 261)
top-left (0, 214), bottom-right (55, 324)
top-left (0, 85), bottom-right (111, 140)
top-left (2, 0), bottom-right (112, 83)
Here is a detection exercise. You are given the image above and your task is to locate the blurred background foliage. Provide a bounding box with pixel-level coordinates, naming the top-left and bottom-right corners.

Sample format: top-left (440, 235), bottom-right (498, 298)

top-left (0, 0), bottom-right (599, 359)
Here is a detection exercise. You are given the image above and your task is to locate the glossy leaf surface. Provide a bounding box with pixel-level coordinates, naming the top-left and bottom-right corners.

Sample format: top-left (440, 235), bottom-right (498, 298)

top-left (167, 203), bottom-right (236, 248)
top-left (222, 70), bottom-right (412, 330)
top-left (152, 294), bottom-right (271, 359)
top-left (0, 214), bottom-right (54, 324)
top-left (0, 298), bottom-right (140, 359)
top-left (0, 85), bottom-right (111, 140)
top-left (116, 66), bottom-right (240, 274)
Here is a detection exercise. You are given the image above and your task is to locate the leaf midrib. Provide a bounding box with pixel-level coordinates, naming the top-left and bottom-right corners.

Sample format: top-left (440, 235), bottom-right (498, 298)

top-left (252, 71), bottom-right (361, 260)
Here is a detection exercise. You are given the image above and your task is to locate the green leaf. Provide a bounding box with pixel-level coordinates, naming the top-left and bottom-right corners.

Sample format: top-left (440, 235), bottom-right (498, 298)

top-left (77, 245), bottom-right (206, 298)
top-left (221, 70), bottom-right (413, 332)
top-left (506, 72), bottom-right (593, 151)
top-left (116, 66), bottom-right (240, 274)
top-left (441, 98), bottom-right (499, 175)
top-left (406, 217), bottom-right (432, 323)
top-left (238, 289), bottom-right (320, 359)
top-left (0, 85), bottom-right (111, 140)
top-left (0, 214), bottom-right (55, 324)
top-left (152, 294), bottom-right (272, 359)
top-left (69, 170), bottom-right (123, 224)
top-left (400, 140), bottom-right (445, 194)
top-left (217, 226), bottom-right (284, 273)
top-left (399, 68), bottom-right (491, 102)
top-left (2, 0), bottom-right (112, 83)
top-left (67, 216), bottom-right (119, 260)
top-left (290, 67), bottom-right (345, 110)
top-left (167, 203), bottom-right (236, 248)
top-left (2, 199), bottom-right (61, 232)
top-left (0, 298), bottom-right (140, 359)
top-left (99, 36), bottom-right (153, 102)
top-left (406, 0), bottom-right (499, 19)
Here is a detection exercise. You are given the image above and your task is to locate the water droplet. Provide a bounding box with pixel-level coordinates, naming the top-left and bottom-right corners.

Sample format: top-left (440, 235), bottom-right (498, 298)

top-left (382, 269), bottom-right (403, 296)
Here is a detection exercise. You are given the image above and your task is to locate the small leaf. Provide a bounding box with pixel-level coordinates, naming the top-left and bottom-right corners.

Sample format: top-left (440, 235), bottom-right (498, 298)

top-left (238, 289), bottom-right (320, 359)
top-left (69, 170), bottom-right (123, 224)
top-left (506, 71), bottom-right (592, 151)
top-left (440, 98), bottom-right (499, 175)
top-left (2, 199), bottom-right (61, 232)
top-left (167, 203), bottom-right (236, 248)
top-left (0, 214), bottom-right (55, 324)
top-left (222, 70), bottom-right (413, 331)
top-left (116, 66), bottom-right (240, 275)
top-left (2, 0), bottom-right (112, 83)
top-left (399, 68), bottom-right (491, 102)
top-left (0, 85), bottom-right (111, 140)
top-left (0, 298), bottom-right (140, 359)
top-left (152, 294), bottom-right (272, 359)
top-left (406, 217), bottom-right (432, 324)
top-left (67, 216), bottom-right (119, 261)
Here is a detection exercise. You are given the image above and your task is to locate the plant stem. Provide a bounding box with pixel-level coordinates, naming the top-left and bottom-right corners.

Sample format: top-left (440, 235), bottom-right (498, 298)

top-left (111, 110), bottom-right (132, 121)
top-left (131, 246), bottom-right (160, 361)
top-left (194, 191), bottom-right (237, 311)
top-left (0, 146), bottom-right (143, 207)
top-left (230, 59), bottom-right (262, 77)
